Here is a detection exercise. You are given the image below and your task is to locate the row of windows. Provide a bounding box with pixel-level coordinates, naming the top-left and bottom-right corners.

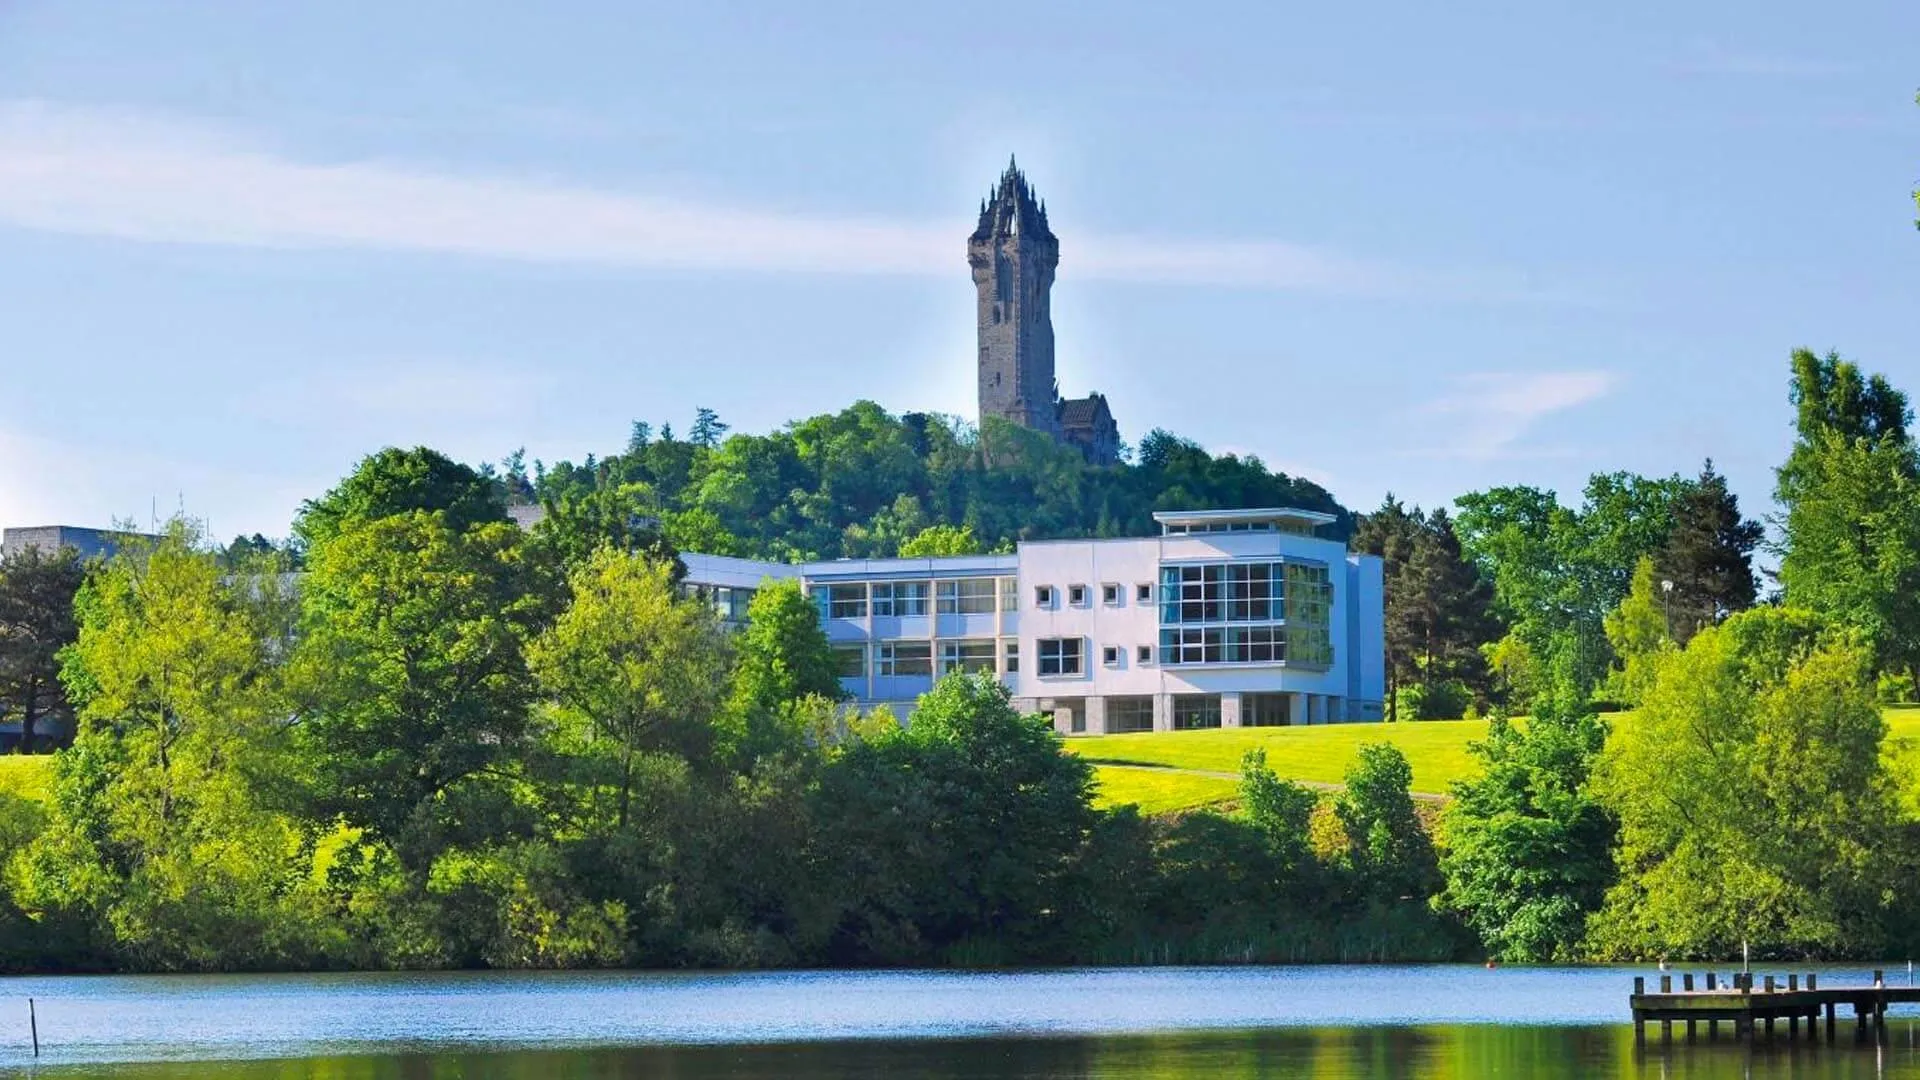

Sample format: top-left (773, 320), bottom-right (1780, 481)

top-left (1033, 582), bottom-right (1156, 609)
top-left (1161, 521), bottom-right (1315, 536)
top-left (1032, 627), bottom-right (1334, 674)
top-left (684, 584), bottom-right (754, 623)
top-left (832, 639), bottom-right (1020, 678)
top-left (815, 578), bottom-right (1016, 620)
top-left (1054, 693), bottom-right (1298, 733)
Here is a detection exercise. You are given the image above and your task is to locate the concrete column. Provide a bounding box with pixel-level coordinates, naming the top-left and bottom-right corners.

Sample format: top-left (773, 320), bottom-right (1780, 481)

top-left (1153, 692), bottom-right (1174, 732)
top-left (1086, 695), bottom-right (1109, 736)
top-left (1311, 695), bottom-right (1327, 724)
top-left (1289, 692), bottom-right (1310, 727)
top-left (1052, 706), bottom-right (1075, 736)
top-left (1220, 692), bottom-right (1243, 729)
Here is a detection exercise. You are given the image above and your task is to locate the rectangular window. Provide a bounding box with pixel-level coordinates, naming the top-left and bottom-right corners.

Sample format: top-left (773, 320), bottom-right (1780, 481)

top-left (1158, 627), bottom-right (1224, 666)
top-left (1137, 645), bottom-right (1153, 665)
top-left (1173, 694), bottom-right (1223, 730)
top-left (876, 641), bottom-right (933, 676)
top-left (1002, 638), bottom-right (1020, 674)
top-left (1037, 637), bottom-right (1083, 676)
top-left (1226, 624), bottom-right (1286, 663)
top-left (999, 577), bottom-right (1018, 612)
top-left (938, 639), bottom-right (998, 675)
top-left (1159, 562), bottom-right (1288, 624)
top-left (936, 578), bottom-right (996, 615)
top-left (1136, 583), bottom-right (1153, 603)
top-left (828, 584), bottom-right (867, 619)
top-left (1068, 584), bottom-right (1089, 607)
top-left (1035, 585), bottom-right (1055, 608)
top-left (871, 581), bottom-right (929, 617)
top-left (1101, 583), bottom-right (1121, 606)
top-left (831, 645), bottom-right (867, 678)
top-left (1107, 696), bottom-right (1155, 734)
top-left (1102, 645), bottom-right (1121, 667)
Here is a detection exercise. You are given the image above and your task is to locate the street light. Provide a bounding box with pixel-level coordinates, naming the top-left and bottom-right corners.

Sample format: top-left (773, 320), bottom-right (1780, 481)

top-left (1660, 579), bottom-right (1674, 639)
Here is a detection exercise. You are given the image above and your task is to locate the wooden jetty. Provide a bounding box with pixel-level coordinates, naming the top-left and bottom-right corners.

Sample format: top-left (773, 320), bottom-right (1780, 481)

top-left (1631, 970), bottom-right (1920, 1045)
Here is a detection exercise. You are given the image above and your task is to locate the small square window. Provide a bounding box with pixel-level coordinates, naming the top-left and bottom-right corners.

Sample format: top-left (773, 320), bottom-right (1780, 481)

top-left (1101, 583), bottom-right (1121, 606)
top-left (1102, 645), bottom-right (1121, 667)
top-left (1137, 645), bottom-right (1153, 665)
top-left (1034, 585), bottom-right (1055, 607)
top-left (1068, 584), bottom-right (1088, 607)
top-left (1136, 583), bottom-right (1153, 603)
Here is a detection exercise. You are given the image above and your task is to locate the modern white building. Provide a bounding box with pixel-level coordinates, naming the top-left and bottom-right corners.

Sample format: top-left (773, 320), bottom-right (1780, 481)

top-left (681, 507), bottom-right (1384, 735)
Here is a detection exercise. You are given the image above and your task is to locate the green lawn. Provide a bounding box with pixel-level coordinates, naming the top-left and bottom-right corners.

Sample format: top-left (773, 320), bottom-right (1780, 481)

top-left (1090, 765), bottom-right (1241, 815)
top-left (0, 755), bottom-right (54, 803)
top-left (1070, 719), bottom-right (1491, 797)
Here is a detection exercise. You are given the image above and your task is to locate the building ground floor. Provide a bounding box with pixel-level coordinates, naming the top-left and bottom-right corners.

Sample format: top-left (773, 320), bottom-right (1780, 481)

top-left (1013, 690), bottom-right (1374, 736)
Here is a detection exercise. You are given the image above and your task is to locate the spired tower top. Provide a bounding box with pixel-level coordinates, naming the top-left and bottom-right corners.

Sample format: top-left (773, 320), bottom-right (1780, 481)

top-left (971, 156), bottom-right (1055, 245)
top-left (969, 156), bottom-right (1061, 439)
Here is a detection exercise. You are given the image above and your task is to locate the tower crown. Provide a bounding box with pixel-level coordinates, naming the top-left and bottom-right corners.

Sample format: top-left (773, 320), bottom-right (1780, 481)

top-left (971, 156), bottom-right (1054, 244)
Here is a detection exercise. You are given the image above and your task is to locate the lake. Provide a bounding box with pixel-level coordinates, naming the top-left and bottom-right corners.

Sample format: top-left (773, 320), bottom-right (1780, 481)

top-left (7, 965), bottom-right (1920, 1077)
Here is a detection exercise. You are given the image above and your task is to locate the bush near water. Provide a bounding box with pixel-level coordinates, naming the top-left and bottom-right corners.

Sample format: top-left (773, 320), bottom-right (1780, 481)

top-left (5, 351), bottom-right (1920, 970)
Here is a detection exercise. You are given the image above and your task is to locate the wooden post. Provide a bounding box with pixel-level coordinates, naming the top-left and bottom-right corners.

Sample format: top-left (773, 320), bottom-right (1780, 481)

top-left (1661, 974), bottom-right (1672, 994)
top-left (1765, 1016), bottom-right (1776, 1040)
top-left (1635, 1012), bottom-right (1645, 1047)
top-left (1807, 973), bottom-right (1817, 992)
top-left (1875, 969), bottom-right (1885, 988)
top-left (1634, 976), bottom-right (1645, 996)
top-left (1789, 973), bottom-right (1799, 991)
top-left (1825, 1001), bottom-right (1836, 1042)
top-left (1765, 975), bottom-right (1776, 994)
top-left (1789, 1013), bottom-right (1799, 1039)
top-left (1662, 1017), bottom-right (1673, 1042)
top-left (27, 998), bottom-right (36, 1058)
top-left (1707, 972), bottom-right (1718, 991)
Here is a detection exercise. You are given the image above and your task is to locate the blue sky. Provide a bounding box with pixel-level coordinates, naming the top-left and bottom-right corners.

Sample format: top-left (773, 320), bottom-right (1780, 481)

top-left (0, 1), bottom-right (1914, 539)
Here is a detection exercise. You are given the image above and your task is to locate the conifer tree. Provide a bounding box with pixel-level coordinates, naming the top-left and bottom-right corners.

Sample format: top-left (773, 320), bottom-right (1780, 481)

top-left (1652, 461), bottom-right (1761, 644)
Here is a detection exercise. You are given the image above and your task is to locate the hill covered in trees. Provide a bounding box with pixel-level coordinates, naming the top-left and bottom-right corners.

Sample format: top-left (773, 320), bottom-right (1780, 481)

top-left (517, 403), bottom-right (1352, 562)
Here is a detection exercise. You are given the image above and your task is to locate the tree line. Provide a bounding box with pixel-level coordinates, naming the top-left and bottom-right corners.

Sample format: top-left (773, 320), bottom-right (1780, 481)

top-left (3, 349), bottom-right (1920, 969)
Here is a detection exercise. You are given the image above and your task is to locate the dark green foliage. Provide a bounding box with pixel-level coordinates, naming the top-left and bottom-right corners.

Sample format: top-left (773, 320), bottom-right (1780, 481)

top-left (0, 545), bottom-right (86, 751)
top-left (808, 674), bottom-right (1098, 964)
top-left (1354, 499), bottom-right (1499, 719)
top-left (295, 446), bottom-right (508, 549)
top-left (726, 579), bottom-right (844, 761)
top-left (1336, 744), bottom-right (1440, 905)
top-left (1653, 461), bottom-right (1762, 644)
top-left (1439, 685), bottom-right (1614, 961)
top-left (533, 404), bottom-right (1350, 562)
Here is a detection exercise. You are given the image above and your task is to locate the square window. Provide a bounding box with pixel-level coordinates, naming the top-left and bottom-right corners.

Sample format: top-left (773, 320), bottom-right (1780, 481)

top-left (1068, 584), bottom-right (1088, 607)
top-left (831, 645), bottom-right (867, 678)
top-left (1035, 585), bottom-right (1055, 607)
top-left (1101, 583), bottom-right (1121, 606)
top-left (1137, 645), bottom-right (1153, 665)
top-left (1137, 583), bottom-right (1153, 603)
top-left (1038, 637), bottom-right (1083, 676)
top-left (1102, 645), bottom-right (1121, 667)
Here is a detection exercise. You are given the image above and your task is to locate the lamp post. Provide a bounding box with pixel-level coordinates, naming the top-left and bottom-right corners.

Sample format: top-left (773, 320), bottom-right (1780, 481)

top-left (1660, 579), bottom-right (1674, 639)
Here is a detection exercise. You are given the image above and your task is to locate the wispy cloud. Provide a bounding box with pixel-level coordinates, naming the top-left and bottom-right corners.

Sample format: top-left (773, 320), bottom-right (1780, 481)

top-left (0, 100), bottom-right (1537, 299)
top-left (1670, 41), bottom-right (1849, 79)
top-left (1417, 371), bottom-right (1616, 461)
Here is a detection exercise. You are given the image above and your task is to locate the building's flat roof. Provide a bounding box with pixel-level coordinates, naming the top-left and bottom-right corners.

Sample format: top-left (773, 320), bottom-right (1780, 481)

top-left (1151, 507), bottom-right (1338, 528)
top-left (799, 554), bottom-right (1018, 581)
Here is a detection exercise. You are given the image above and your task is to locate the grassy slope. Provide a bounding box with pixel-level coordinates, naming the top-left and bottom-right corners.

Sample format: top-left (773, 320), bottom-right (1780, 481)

top-left (1085, 706), bottom-right (1920, 815)
top-left (1076, 720), bottom-right (1491, 798)
top-left (0, 755), bottom-right (54, 803)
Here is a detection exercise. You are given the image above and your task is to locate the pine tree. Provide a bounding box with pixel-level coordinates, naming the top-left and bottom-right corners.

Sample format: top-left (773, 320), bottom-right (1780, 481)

top-left (1398, 510), bottom-right (1500, 713)
top-left (690, 407), bottom-right (730, 449)
top-left (1353, 496), bottom-right (1424, 721)
top-left (1653, 461), bottom-right (1761, 644)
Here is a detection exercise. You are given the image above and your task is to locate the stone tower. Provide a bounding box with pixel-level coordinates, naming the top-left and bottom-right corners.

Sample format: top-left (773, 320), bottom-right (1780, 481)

top-left (969, 157), bottom-right (1061, 440)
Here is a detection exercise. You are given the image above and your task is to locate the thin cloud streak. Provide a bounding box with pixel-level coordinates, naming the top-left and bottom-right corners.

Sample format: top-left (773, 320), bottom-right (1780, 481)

top-left (1418, 371), bottom-right (1617, 461)
top-left (0, 101), bottom-right (1531, 299)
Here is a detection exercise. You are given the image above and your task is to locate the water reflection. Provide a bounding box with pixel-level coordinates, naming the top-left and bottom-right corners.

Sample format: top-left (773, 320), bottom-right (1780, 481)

top-left (14, 1026), bottom-right (1920, 1080)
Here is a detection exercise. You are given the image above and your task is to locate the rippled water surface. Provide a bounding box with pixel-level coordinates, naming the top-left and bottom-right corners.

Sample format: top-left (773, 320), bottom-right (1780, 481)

top-left (7, 965), bottom-right (1920, 1077)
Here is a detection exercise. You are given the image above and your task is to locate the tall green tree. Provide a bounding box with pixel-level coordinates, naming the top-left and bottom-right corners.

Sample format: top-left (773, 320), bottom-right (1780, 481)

top-left (727, 579), bottom-right (845, 760)
top-left (1653, 460), bottom-right (1762, 644)
top-left (1601, 557), bottom-right (1671, 706)
top-left (1591, 607), bottom-right (1902, 958)
top-left (1334, 743), bottom-right (1438, 904)
top-left (689, 407), bottom-right (730, 449)
top-left (0, 545), bottom-right (87, 751)
top-left (1439, 683), bottom-right (1613, 961)
top-left (529, 550), bottom-right (732, 825)
top-left (1352, 496), bottom-right (1425, 719)
top-left (1775, 350), bottom-right (1920, 680)
top-left (809, 673), bottom-right (1097, 964)
top-left (18, 520), bottom-right (318, 970)
top-left (296, 446), bottom-right (507, 549)
top-left (294, 512), bottom-right (545, 872)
